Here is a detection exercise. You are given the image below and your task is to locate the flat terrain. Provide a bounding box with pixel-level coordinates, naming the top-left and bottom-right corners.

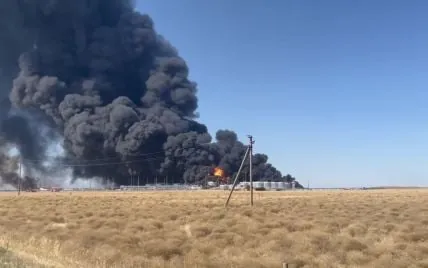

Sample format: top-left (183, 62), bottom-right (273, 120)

top-left (0, 189), bottom-right (427, 268)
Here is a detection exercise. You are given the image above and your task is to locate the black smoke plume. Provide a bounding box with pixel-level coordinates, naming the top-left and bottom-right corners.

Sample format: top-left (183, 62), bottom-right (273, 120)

top-left (0, 0), bottom-right (299, 187)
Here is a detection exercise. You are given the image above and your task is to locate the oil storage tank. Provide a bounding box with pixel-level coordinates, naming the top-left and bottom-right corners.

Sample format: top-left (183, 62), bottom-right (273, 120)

top-left (270, 181), bottom-right (278, 191)
top-left (254, 181), bottom-right (264, 190)
top-left (264, 181), bottom-right (271, 190)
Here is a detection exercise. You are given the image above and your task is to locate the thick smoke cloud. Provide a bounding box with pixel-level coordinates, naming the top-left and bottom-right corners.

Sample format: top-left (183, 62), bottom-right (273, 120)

top-left (0, 0), bottom-right (297, 187)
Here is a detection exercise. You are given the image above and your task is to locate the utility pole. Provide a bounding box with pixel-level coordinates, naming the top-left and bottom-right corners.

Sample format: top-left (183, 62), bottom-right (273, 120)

top-left (225, 146), bottom-right (250, 207)
top-left (225, 135), bottom-right (255, 207)
top-left (248, 135), bottom-right (255, 206)
top-left (18, 157), bottom-right (22, 196)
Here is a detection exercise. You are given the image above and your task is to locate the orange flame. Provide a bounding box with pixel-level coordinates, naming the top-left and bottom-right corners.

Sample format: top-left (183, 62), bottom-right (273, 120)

top-left (213, 167), bottom-right (225, 177)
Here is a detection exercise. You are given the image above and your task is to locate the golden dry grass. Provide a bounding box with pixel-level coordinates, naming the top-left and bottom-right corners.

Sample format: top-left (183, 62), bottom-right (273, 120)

top-left (0, 189), bottom-right (427, 268)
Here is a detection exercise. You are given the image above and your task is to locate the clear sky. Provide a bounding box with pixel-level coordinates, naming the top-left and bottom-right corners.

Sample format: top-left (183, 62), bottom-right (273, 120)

top-left (137, 1), bottom-right (428, 188)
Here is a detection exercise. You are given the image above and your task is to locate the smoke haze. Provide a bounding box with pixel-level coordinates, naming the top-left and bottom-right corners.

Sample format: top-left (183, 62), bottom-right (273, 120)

top-left (0, 0), bottom-right (294, 187)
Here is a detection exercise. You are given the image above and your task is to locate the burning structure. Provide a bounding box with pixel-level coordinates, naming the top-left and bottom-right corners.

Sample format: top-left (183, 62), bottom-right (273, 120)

top-left (213, 167), bottom-right (225, 178)
top-left (0, 0), bottom-right (301, 187)
top-left (205, 167), bottom-right (229, 187)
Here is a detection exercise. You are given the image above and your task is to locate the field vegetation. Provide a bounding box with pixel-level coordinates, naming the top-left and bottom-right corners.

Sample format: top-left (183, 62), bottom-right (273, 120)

top-left (0, 189), bottom-right (427, 267)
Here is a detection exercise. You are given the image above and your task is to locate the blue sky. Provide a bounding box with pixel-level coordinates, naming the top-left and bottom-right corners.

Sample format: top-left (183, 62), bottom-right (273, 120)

top-left (137, 1), bottom-right (428, 188)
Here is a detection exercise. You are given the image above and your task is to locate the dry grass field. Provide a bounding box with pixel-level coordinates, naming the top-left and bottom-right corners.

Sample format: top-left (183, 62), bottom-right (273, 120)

top-left (0, 189), bottom-right (427, 268)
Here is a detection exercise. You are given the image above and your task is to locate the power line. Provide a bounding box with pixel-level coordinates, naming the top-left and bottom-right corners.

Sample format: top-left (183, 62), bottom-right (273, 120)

top-left (22, 150), bottom-right (166, 163)
top-left (21, 140), bottom-right (216, 167)
top-left (20, 141), bottom-right (214, 164)
top-left (24, 155), bottom-right (166, 168)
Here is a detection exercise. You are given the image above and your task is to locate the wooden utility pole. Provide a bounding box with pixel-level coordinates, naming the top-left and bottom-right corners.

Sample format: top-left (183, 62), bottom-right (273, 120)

top-left (18, 157), bottom-right (22, 196)
top-left (225, 135), bottom-right (255, 207)
top-left (225, 146), bottom-right (250, 207)
top-left (248, 135), bottom-right (255, 206)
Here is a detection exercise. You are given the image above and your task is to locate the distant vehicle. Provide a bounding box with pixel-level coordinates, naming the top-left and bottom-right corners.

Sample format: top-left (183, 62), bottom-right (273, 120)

top-left (51, 187), bottom-right (63, 192)
top-left (25, 189), bottom-right (38, 192)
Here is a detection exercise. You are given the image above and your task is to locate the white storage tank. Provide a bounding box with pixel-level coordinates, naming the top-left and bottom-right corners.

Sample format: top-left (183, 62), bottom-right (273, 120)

top-left (278, 181), bottom-right (287, 190)
top-left (273, 182), bottom-right (280, 190)
top-left (219, 184), bottom-right (229, 190)
top-left (207, 181), bottom-right (216, 187)
top-left (254, 181), bottom-right (264, 190)
top-left (270, 182), bottom-right (276, 190)
top-left (264, 181), bottom-right (271, 190)
top-left (238, 182), bottom-right (249, 190)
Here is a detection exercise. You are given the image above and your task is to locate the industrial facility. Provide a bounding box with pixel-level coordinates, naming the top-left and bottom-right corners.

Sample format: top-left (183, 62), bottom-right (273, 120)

top-left (218, 180), bottom-right (297, 191)
top-left (118, 167), bottom-right (299, 192)
top-left (8, 166), bottom-right (299, 193)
